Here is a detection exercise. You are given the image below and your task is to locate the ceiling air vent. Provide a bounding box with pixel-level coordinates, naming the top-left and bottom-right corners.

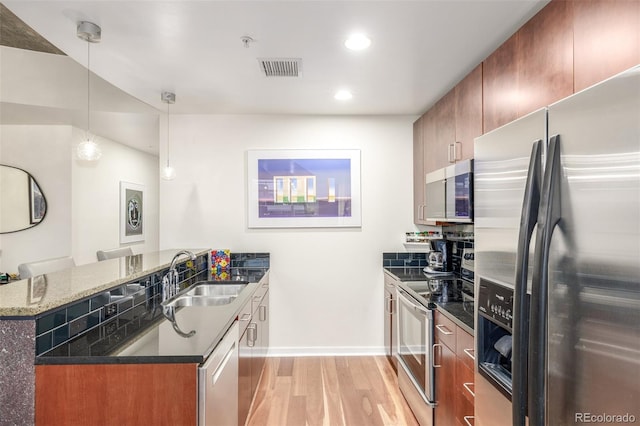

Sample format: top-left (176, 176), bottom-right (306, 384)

top-left (258, 58), bottom-right (302, 77)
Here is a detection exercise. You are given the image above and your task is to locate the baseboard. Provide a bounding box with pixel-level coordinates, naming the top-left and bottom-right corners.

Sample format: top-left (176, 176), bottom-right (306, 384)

top-left (267, 346), bottom-right (386, 357)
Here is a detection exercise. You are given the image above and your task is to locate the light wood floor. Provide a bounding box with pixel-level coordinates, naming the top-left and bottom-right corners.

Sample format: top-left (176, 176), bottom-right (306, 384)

top-left (246, 356), bottom-right (419, 426)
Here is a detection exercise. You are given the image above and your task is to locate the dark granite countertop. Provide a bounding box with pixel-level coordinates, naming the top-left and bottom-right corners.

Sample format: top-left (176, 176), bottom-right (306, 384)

top-left (35, 269), bottom-right (269, 365)
top-left (384, 267), bottom-right (474, 335)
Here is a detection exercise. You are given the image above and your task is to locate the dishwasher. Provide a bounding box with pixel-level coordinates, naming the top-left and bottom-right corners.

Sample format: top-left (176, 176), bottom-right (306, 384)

top-left (198, 321), bottom-right (239, 426)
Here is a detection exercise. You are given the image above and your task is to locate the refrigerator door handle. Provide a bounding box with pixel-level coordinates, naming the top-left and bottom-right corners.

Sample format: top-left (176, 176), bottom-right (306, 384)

top-left (512, 139), bottom-right (543, 426)
top-left (529, 134), bottom-right (562, 426)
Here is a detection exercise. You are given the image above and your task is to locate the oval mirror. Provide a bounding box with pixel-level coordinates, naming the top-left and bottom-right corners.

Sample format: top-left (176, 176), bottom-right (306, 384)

top-left (0, 164), bottom-right (47, 233)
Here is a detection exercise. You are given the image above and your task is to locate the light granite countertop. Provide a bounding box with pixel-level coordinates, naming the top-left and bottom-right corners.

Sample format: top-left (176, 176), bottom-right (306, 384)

top-left (0, 249), bottom-right (209, 317)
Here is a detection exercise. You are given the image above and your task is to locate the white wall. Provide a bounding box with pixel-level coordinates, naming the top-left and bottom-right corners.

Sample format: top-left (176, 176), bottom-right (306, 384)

top-left (160, 115), bottom-right (414, 355)
top-left (71, 128), bottom-right (159, 265)
top-left (0, 125), bottom-right (72, 272)
top-left (0, 124), bottom-right (159, 272)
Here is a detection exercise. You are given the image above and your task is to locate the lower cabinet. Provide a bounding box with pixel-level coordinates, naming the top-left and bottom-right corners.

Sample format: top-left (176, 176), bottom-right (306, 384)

top-left (434, 310), bottom-right (475, 426)
top-left (35, 363), bottom-right (199, 425)
top-left (238, 277), bottom-right (270, 426)
top-left (383, 272), bottom-right (397, 371)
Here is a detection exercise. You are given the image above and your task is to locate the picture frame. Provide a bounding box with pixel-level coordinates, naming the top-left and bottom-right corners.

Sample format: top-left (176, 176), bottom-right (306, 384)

top-left (120, 181), bottom-right (145, 243)
top-left (247, 149), bottom-right (361, 228)
top-left (29, 176), bottom-right (46, 224)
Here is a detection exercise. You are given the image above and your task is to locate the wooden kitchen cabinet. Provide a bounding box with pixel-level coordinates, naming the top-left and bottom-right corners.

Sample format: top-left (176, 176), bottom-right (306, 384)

top-left (482, 33), bottom-right (519, 133)
top-left (573, 0), bottom-right (640, 92)
top-left (517, 0), bottom-right (574, 116)
top-left (434, 310), bottom-right (475, 426)
top-left (434, 311), bottom-right (457, 426)
top-left (455, 328), bottom-right (475, 426)
top-left (427, 91), bottom-right (456, 173)
top-left (35, 363), bottom-right (198, 425)
top-left (454, 64), bottom-right (483, 162)
top-left (483, 1), bottom-right (573, 133)
top-left (413, 116), bottom-right (427, 224)
top-left (239, 275), bottom-right (270, 426)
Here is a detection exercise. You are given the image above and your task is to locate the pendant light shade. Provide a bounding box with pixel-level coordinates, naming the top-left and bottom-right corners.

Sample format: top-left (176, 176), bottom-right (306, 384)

top-left (161, 91), bottom-right (176, 180)
top-left (76, 21), bottom-right (102, 161)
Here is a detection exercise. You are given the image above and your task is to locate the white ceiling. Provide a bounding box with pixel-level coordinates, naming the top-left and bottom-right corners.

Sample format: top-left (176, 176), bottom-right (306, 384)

top-left (4, 0), bottom-right (548, 117)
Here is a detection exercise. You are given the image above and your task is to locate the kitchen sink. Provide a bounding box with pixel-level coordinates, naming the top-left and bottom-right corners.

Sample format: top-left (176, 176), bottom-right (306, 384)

top-left (185, 283), bottom-right (248, 297)
top-left (162, 282), bottom-right (249, 309)
top-left (165, 294), bottom-right (238, 307)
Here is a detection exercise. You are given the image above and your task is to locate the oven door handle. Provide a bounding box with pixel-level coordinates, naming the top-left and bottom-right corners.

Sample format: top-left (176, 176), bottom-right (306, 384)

top-left (397, 288), bottom-right (430, 315)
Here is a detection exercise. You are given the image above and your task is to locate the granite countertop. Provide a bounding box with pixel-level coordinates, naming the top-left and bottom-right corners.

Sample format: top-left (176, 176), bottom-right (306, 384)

top-left (0, 249), bottom-right (209, 317)
top-left (36, 269), bottom-right (269, 364)
top-left (383, 266), bottom-right (475, 336)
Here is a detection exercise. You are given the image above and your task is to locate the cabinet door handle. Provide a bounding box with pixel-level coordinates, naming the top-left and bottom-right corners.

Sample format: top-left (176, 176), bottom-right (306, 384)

top-left (259, 305), bottom-right (267, 321)
top-left (239, 313), bottom-right (251, 322)
top-left (384, 295), bottom-right (393, 314)
top-left (464, 416), bottom-right (474, 426)
top-left (463, 348), bottom-right (475, 360)
top-left (247, 323), bottom-right (257, 347)
top-left (463, 382), bottom-right (475, 397)
top-left (455, 141), bottom-right (462, 161)
top-left (448, 143), bottom-right (455, 163)
top-left (432, 343), bottom-right (442, 368)
top-left (435, 324), bottom-right (453, 335)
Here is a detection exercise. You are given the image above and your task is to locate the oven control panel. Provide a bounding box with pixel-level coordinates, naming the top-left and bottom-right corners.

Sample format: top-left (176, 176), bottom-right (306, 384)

top-left (477, 278), bottom-right (513, 331)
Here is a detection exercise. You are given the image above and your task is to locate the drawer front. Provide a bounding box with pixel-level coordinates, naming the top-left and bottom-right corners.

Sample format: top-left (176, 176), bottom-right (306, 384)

top-left (434, 310), bottom-right (457, 351)
top-left (457, 360), bottom-right (475, 405)
top-left (456, 328), bottom-right (475, 371)
top-left (238, 300), bottom-right (253, 334)
top-left (251, 284), bottom-right (268, 313)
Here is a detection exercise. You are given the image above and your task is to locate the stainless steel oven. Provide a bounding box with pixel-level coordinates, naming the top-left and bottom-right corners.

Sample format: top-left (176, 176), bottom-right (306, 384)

top-left (396, 287), bottom-right (435, 426)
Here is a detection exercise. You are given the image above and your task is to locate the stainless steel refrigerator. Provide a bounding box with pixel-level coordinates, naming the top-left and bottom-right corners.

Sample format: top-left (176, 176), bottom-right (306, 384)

top-left (473, 65), bottom-right (640, 426)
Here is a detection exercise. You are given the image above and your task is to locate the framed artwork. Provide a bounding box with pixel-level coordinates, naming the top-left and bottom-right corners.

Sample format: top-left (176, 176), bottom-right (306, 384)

top-left (120, 181), bottom-right (145, 243)
top-left (247, 149), bottom-right (361, 228)
top-left (29, 177), bottom-right (46, 224)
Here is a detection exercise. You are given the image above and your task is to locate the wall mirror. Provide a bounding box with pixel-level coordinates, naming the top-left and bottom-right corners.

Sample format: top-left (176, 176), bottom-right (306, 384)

top-left (0, 164), bottom-right (47, 233)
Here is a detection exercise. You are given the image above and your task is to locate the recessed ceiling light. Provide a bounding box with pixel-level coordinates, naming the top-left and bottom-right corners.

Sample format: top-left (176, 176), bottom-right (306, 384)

top-left (334, 90), bottom-right (353, 101)
top-left (345, 33), bottom-right (371, 51)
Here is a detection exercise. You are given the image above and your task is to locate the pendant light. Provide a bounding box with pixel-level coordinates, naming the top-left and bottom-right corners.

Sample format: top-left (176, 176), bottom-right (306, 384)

top-left (76, 21), bottom-right (102, 161)
top-left (161, 91), bottom-right (176, 180)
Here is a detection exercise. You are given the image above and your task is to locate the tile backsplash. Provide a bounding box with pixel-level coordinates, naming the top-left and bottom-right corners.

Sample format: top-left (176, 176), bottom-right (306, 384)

top-left (383, 239), bottom-right (474, 276)
top-left (36, 254), bottom-right (208, 357)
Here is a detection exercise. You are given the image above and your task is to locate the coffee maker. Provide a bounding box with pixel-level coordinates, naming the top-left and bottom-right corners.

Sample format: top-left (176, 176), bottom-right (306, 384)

top-left (425, 239), bottom-right (453, 274)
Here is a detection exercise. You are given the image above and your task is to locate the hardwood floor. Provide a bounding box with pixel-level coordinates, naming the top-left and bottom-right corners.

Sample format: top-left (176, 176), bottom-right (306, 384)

top-left (246, 356), bottom-right (419, 426)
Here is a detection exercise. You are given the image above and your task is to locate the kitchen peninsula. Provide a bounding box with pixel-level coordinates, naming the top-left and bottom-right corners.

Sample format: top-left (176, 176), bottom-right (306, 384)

top-left (0, 249), bottom-right (270, 425)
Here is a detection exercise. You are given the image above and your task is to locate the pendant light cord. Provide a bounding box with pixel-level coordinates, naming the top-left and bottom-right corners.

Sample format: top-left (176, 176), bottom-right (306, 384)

top-left (87, 40), bottom-right (91, 137)
top-left (166, 100), bottom-right (171, 167)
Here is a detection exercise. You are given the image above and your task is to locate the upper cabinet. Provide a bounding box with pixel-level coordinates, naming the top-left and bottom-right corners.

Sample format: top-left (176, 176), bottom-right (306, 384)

top-left (413, 0), bottom-right (639, 225)
top-left (454, 64), bottom-right (483, 162)
top-left (424, 65), bottom-right (482, 175)
top-left (413, 116), bottom-right (426, 224)
top-left (573, 0), bottom-right (640, 92)
top-left (484, 0), bottom-right (573, 133)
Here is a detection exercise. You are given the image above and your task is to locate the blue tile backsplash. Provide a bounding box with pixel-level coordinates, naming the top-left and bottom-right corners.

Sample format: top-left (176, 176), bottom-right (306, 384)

top-left (383, 239), bottom-right (474, 276)
top-left (35, 254), bottom-right (209, 357)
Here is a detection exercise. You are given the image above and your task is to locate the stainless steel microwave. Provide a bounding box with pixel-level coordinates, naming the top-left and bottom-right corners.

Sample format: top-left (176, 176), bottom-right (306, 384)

top-left (424, 159), bottom-right (473, 222)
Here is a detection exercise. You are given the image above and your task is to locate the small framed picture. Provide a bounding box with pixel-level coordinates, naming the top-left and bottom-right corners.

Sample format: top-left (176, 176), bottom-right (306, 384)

top-left (120, 181), bottom-right (145, 244)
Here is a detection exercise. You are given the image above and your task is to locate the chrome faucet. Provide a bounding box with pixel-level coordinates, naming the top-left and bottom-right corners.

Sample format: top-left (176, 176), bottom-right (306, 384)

top-left (162, 250), bottom-right (197, 303)
top-left (161, 250), bottom-right (197, 338)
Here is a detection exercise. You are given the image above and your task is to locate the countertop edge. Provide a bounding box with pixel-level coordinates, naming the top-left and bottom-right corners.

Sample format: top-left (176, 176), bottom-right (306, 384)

top-left (435, 303), bottom-right (474, 336)
top-left (0, 249), bottom-right (210, 317)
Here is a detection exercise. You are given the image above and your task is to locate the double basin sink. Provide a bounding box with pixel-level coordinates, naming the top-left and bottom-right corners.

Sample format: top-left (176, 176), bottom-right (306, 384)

top-left (163, 280), bottom-right (249, 308)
